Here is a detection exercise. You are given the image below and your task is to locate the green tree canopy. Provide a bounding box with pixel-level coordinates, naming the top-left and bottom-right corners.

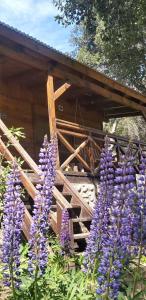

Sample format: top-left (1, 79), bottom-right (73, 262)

top-left (54, 0), bottom-right (146, 92)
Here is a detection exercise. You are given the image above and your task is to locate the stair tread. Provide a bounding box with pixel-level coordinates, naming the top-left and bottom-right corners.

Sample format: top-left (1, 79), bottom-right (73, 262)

top-left (74, 232), bottom-right (89, 240)
top-left (72, 217), bottom-right (91, 223)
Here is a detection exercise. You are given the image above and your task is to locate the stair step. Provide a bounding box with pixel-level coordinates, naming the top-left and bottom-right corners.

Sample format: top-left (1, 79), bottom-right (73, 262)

top-left (50, 204), bottom-right (57, 212)
top-left (72, 217), bottom-right (91, 223)
top-left (55, 183), bottom-right (64, 192)
top-left (62, 193), bottom-right (72, 203)
top-left (74, 233), bottom-right (89, 240)
top-left (68, 206), bottom-right (81, 218)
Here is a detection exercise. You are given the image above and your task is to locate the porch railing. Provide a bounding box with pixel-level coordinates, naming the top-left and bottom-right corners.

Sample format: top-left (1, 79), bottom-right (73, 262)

top-left (56, 118), bottom-right (146, 174)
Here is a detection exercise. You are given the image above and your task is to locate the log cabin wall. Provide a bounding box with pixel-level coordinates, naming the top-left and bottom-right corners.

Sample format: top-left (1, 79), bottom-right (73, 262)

top-left (0, 72), bottom-right (104, 164)
top-left (0, 77), bottom-right (49, 160)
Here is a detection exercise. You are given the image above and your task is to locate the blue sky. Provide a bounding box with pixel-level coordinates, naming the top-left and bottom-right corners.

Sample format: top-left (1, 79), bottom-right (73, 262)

top-left (0, 0), bottom-right (73, 53)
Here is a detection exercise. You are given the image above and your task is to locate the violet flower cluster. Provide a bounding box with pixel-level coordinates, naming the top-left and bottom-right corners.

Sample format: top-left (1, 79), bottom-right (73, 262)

top-left (60, 208), bottom-right (71, 255)
top-left (83, 136), bottom-right (115, 273)
top-left (2, 162), bottom-right (24, 288)
top-left (28, 136), bottom-right (57, 274)
top-left (134, 150), bottom-right (146, 255)
top-left (97, 145), bottom-right (137, 299)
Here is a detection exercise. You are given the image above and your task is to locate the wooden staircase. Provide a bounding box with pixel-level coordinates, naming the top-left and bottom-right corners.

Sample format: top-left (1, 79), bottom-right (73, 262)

top-left (0, 119), bottom-right (92, 251)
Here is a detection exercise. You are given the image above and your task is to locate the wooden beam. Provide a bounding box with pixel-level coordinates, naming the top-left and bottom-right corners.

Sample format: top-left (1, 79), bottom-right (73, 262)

top-left (1, 40), bottom-right (145, 113)
top-left (61, 138), bottom-right (89, 170)
top-left (57, 130), bottom-right (91, 171)
top-left (1, 22), bottom-right (145, 104)
top-left (0, 43), bottom-right (47, 71)
top-left (47, 75), bottom-right (57, 138)
top-left (47, 75), bottom-right (60, 167)
top-left (57, 170), bottom-right (93, 216)
top-left (0, 118), bottom-right (40, 174)
top-left (54, 83), bottom-right (71, 101)
top-left (51, 67), bottom-right (146, 114)
top-left (89, 136), bottom-right (102, 152)
top-left (0, 137), bottom-right (34, 239)
top-left (58, 128), bottom-right (88, 139)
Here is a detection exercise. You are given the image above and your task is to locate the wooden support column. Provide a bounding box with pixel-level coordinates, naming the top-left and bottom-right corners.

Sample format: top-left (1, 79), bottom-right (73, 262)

top-left (47, 75), bottom-right (57, 138)
top-left (47, 75), bottom-right (60, 167)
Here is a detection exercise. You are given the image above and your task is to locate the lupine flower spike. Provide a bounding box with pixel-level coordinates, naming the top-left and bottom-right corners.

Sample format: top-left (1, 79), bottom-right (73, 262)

top-left (134, 149), bottom-right (146, 253)
top-left (2, 162), bottom-right (24, 292)
top-left (60, 209), bottom-right (71, 255)
top-left (28, 136), bottom-right (57, 275)
top-left (83, 136), bottom-right (115, 273)
top-left (97, 144), bottom-right (136, 299)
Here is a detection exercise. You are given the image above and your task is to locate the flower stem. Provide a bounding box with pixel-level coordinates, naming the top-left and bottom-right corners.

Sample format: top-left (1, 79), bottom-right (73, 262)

top-left (10, 262), bottom-right (16, 300)
top-left (132, 215), bottom-right (143, 298)
top-left (34, 266), bottom-right (38, 300)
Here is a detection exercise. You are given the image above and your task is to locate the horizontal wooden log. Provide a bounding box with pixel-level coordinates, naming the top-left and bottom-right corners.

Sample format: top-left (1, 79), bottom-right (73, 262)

top-left (1, 23), bottom-right (145, 106)
top-left (52, 68), bottom-right (146, 114)
top-left (58, 128), bottom-right (88, 139)
top-left (1, 39), bottom-right (145, 113)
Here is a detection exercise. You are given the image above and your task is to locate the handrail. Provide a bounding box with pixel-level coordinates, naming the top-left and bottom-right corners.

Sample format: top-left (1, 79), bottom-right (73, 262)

top-left (0, 119), bottom-right (82, 212)
top-left (56, 118), bottom-right (146, 148)
top-left (0, 118), bottom-right (40, 173)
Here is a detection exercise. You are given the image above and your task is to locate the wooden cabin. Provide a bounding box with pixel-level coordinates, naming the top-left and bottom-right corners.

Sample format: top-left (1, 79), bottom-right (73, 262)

top-left (1, 22), bottom-right (146, 250)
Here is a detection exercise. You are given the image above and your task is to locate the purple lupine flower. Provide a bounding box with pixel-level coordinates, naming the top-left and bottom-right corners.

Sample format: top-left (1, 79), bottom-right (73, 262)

top-left (134, 150), bottom-right (146, 255)
top-left (28, 136), bottom-right (57, 274)
top-left (2, 162), bottom-right (24, 288)
top-left (97, 145), bottom-right (136, 299)
top-left (60, 209), bottom-right (71, 255)
top-left (83, 136), bottom-right (115, 272)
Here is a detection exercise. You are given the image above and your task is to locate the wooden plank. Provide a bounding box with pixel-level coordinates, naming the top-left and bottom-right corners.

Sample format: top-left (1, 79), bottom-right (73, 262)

top-left (61, 138), bottom-right (89, 170)
top-left (1, 23), bottom-right (146, 105)
top-left (47, 75), bottom-right (57, 138)
top-left (0, 137), bottom-right (36, 199)
top-left (56, 119), bottom-right (146, 148)
top-left (47, 75), bottom-right (60, 167)
top-left (52, 68), bottom-right (146, 114)
top-left (58, 128), bottom-right (88, 139)
top-left (0, 43), bottom-right (47, 71)
top-left (0, 137), bottom-right (72, 238)
top-left (56, 170), bottom-right (93, 216)
top-left (0, 137), bottom-right (33, 239)
top-left (89, 136), bottom-right (102, 151)
top-left (57, 131), bottom-right (91, 171)
top-left (0, 118), bottom-right (40, 174)
top-left (74, 233), bottom-right (89, 240)
top-left (54, 83), bottom-right (71, 101)
top-left (1, 38), bottom-right (146, 112)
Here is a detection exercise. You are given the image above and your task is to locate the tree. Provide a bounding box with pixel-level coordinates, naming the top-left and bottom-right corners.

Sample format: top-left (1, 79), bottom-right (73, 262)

top-left (54, 0), bottom-right (146, 92)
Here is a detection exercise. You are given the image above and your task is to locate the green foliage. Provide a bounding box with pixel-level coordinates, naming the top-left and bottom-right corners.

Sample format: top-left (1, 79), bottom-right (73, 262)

top-left (4, 241), bottom-right (95, 300)
top-left (1, 239), bottom-right (146, 299)
top-left (104, 116), bottom-right (146, 142)
top-left (54, 0), bottom-right (146, 92)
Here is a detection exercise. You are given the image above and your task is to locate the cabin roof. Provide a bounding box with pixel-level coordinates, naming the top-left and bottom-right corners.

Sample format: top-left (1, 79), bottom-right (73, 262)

top-left (0, 21), bottom-right (146, 119)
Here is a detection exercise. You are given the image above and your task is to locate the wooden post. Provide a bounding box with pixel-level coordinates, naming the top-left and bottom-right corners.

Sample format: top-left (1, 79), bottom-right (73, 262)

top-left (47, 75), bottom-right (57, 138)
top-left (47, 75), bottom-right (60, 167)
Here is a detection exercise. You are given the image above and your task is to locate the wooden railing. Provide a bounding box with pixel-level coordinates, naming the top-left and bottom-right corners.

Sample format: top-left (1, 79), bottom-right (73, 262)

top-left (0, 118), bottom-right (92, 249)
top-left (56, 119), bottom-right (146, 174)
